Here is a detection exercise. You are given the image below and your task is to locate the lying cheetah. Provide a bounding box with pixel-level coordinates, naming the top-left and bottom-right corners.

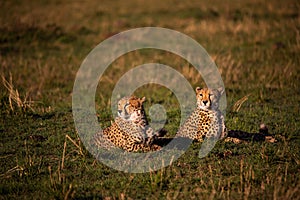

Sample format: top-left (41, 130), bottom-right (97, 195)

top-left (117, 96), bottom-right (163, 145)
top-left (91, 96), bottom-right (162, 152)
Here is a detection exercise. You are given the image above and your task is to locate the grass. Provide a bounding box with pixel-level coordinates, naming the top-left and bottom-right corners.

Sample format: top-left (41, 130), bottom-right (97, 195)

top-left (0, 0), bottom-right (299, 199)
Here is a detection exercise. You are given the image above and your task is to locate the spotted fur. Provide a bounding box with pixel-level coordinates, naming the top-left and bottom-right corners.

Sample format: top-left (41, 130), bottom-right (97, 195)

top-left (176, 87), bottom-right (227, 142)
top-left (91, 96), bottom-right (161, 152)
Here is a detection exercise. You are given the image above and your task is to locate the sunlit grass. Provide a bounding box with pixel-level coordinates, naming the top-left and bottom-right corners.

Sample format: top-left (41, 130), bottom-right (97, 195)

top-left (0, 0), bottom-right (299, 199)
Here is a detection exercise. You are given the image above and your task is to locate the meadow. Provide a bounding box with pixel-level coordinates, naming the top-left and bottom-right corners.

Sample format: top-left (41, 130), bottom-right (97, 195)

top-left (0, 0), bottom-right (299, 199)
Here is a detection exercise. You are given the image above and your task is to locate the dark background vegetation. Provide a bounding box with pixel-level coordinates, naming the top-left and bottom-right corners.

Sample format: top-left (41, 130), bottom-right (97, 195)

top-left (0, 0), bottom-right (299, 199)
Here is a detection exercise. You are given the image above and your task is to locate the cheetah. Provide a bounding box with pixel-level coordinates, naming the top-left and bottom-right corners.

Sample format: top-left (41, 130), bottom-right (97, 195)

top-left (173, 87), bottom-right (276, 144)
top-left (175, 87), bottom-right (227, 142)
top-left (91, 96), bottom-right (162, 152)
top-left (117, 96), bottom-right (162, 145)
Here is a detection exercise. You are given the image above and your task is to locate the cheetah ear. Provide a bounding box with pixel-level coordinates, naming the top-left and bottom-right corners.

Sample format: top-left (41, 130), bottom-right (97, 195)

top-left (195, 87), bottom-right (202, 94)
top-left (140, 96), bottom-right (146, 103)
top-left (216, 87), bottom-right (225, 95)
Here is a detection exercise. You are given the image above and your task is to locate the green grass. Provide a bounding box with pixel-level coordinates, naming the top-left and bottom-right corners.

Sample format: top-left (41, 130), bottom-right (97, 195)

top-left (0, 0), bottom-right (299, 199)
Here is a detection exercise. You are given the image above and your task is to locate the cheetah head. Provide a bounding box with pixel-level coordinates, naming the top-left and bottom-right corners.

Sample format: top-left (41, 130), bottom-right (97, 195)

top-left (117, 96), bottom-right (146, 120)
top-left (195, 87), bottom-right (224, 110)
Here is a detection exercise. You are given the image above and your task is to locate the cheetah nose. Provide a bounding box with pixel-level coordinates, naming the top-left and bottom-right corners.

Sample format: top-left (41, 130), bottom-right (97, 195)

top-left (118, 110), bottom-right (122, 114)
top-left (203, 100), bottom-right (208, 105)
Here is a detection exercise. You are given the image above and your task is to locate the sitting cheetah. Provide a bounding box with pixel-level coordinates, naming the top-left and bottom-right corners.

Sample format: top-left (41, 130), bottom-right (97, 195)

top-left (175, 87), bottom-right (227, 142)
top-left (91, 96), bottom-right (162, 152)
top-left (173, 87), bottom-right (275, 144)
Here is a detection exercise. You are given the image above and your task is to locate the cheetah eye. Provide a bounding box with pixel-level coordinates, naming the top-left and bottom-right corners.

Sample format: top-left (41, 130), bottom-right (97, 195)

top-left (199, 94), bottom-right (203, 97)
